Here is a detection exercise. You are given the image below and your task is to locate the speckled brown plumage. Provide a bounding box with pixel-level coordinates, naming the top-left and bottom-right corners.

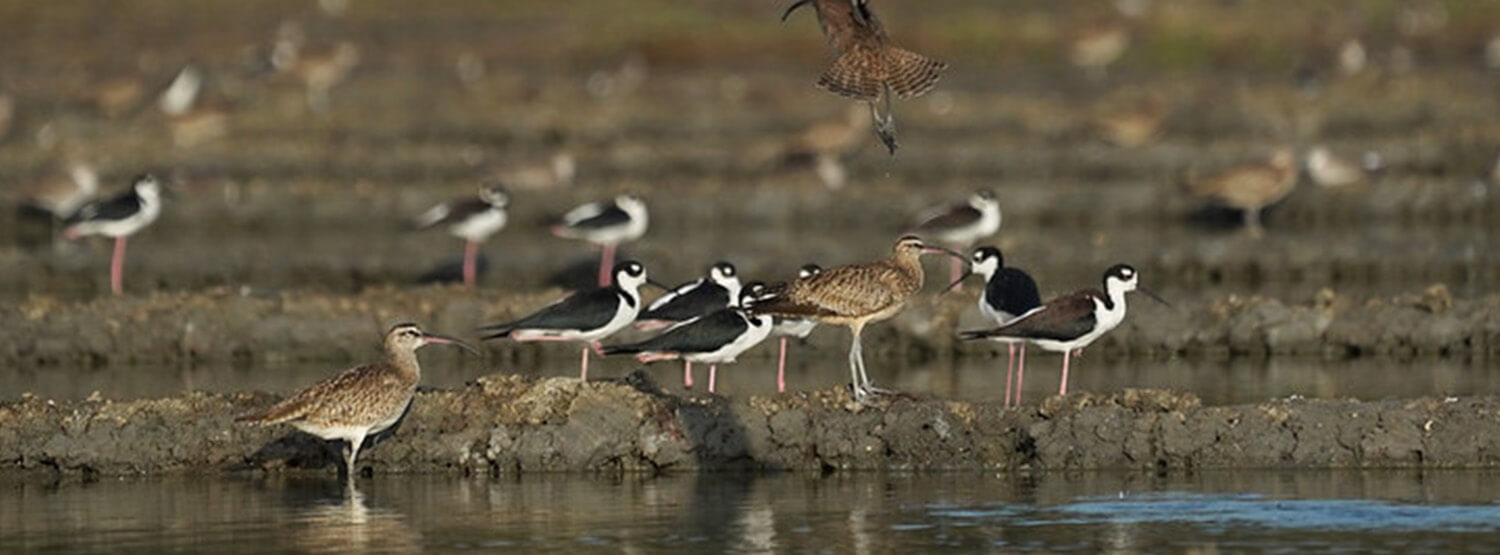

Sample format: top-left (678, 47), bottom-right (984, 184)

top-left (792, 0), bottom-right (946, 102)
top-left (1186, 148), bottom-right (1298, 236)
top-left (235, 359), bottom-right (417, 429)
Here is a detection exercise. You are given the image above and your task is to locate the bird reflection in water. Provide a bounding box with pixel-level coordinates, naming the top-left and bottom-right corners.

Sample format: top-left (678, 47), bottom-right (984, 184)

top-left (293, 484), bottom-right (421, 553)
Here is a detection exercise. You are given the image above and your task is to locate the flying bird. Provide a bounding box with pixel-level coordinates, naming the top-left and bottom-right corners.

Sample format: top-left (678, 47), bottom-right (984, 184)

top-left (782, 0), bottom-right (948, 154)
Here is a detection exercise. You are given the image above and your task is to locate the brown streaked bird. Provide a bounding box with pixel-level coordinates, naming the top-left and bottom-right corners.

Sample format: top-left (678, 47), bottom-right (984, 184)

top-left (1092, 96), bottom-right (1168, 148)
top-left (235, 323), bottom-right (476, 479)
top-left (783, 103), bottom-right (871, 188)
top-left (278, 40), bottom-right (361, 112)
top-left (23, 163), bottom-right (98, 221)
top-left (782, 0), bottom-right (948, 154)
top-left (748, 236), bottom-right (964, 403)
top-left (157, 64), bottom-right (231, 149)
top-left (1184, 148), bottom-right (1298, 237)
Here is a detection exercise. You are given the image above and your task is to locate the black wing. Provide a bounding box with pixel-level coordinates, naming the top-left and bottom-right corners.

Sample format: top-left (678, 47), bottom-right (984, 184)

top-left (565, 203), bottom-right (630, 230)
top-left (605, 309), bottom-right (749, 355)
top-left (961, 292), bottom-right (1097, 343)
top-left (415, 197), bottom-right (491, 229)
top-left (913, 204), bottom-right (981, 234)
top-left (68, 188), bottom-right (141, 224)
top-left (987, 268), bottom-right (1042, 317)
top-left (481, 288), bottom-right (624, 336)
top-left (640, 282), bottom-right (729, 322)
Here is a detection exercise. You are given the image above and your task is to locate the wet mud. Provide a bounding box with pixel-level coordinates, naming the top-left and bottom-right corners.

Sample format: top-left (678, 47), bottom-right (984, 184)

top-left (0, 285), bottom-right (1493, 367)
top-left (3, 372), bottom-right (1498, 476)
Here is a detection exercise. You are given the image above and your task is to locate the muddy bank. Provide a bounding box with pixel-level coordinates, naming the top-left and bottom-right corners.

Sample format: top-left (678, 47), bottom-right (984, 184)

top-left (2, 372), bottom-right (1499, 476)
top-left (0, 285), bottom-right (1495, 367)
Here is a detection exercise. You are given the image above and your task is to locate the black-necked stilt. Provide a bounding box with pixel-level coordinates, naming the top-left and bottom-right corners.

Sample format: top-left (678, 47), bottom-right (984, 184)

top-left (63, 174), bottom-right (163, 295)
top-left (479, 261), bottom-right (662, 381)
top-left (749, 236), bottom-right (964, 403)
top-left (236, 323), bottom-right (476, 479)
top-left (959, 264), bottom-right (1166, 398)
top-left (947, 247), bottom-right (1040, 408)
top-left (551, 194), bottom-right (649, 287)
top-left (768, 264), bottom-right (822, 393)
top-left (412, 183), bottom-right (509, 289)
top-left (912, 190), bottom-right (1002, 283)
top-left (604, 284), bottom-right (775, 394)
top-left (1184, 148), bottom-right (1297, 237)
top-left (781, 0), bottom-right (948, 154)
top-left (635, 261), bottom-right (742, 389)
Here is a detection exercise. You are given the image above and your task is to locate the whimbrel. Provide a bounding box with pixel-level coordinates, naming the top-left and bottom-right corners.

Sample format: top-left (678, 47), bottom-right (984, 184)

top-left (412, 183), bottom-right (509, 289)
top-left (781, 0), bottom-right (948, 154)
top-left (551, 194), bottom-right (649, 287)
top-left (605, 284), bottom-right (774, 394)
top-left (946, 247), bottom-right (1041, 407)
top-left (235, 323), bottom-right (476, 478)
top-left (480, 261), bottom-right (662, 381)
top-left (62, 174), bottom-right (163, 295)
top-left (749, 236), bottom-right (963, 402)
top-left (960, 264), bottom-right (1165, 398)
top-left (768, 264), bottom-right (823, 393)
top-left (1185, 148), bottom-right (1298, 237)
top-left (911, 190), bottom-right (1002, 282)
top-left (635, 261), bottom-right (743, 389)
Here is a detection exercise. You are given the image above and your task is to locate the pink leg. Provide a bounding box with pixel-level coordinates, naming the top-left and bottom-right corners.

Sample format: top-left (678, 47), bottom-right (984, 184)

top-left (1059, 349), bottom-right (1071, 396)
top-left (1015, 345), bottom-right (1026, 406)
top-left (708, 364), bottom-right (717, 393)
top-left (1004, 343), bottom-right (1015, 409)
top-left (598, 244), bottom-right (617, 287)
top-left (589, 341), bottom-right (606, 357)
top-left (110, 236), bottom-right (128, 295)
top-left (777, 337), bottom-right (789, 393)
top-left (580, 345), bottom-right (590, 381)
top-left (462, 240), bottom-right (479, 289)
top-left (683, 361), bottom-right (694, 389)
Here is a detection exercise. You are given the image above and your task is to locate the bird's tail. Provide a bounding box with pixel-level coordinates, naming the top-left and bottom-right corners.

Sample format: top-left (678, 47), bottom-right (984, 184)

top-left (600, 342), bottom-right (643, 356)
top-left (476, 323), bottom-right (516, 341)
top-left (956, 329), bottom-right (996, 341)
top-left (816, 45), bottom-right (947, 101)
top-left (234, 402), bottom-right (300, 425)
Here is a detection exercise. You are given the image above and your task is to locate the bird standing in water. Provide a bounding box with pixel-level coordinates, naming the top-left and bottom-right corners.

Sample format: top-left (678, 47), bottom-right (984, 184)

top-left (781, 0), bottom-right (948, 154)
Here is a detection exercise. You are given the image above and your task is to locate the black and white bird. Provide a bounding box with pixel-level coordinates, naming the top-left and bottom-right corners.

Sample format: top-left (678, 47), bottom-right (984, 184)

top-left (634, 261), bottom-right (743, 389)
top-left (63, 174), bottom-right (164, 296)
top-left (412, 183), bottom-right (509, 289)
top-left (912, 190), bottom-right (1002, 282)
top-left (959, 264), bottom-right (1165, 398)
top-left (479, 261), bottom-right (661, 381)
top-left (947, 247), bottom-right (1041, 407)
top-left (551, 194), bottom-right (649, 287)
top-left (768, 264), bottom-right (822, 393)
top-left (604, 284), bottom-right (775, 394)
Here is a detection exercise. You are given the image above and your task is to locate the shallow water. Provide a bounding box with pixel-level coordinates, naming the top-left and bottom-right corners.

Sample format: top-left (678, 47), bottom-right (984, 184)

top-left (2, 354), bottom-right (1488, 407)
top-left (7, 470), bottom-right (1500, 552)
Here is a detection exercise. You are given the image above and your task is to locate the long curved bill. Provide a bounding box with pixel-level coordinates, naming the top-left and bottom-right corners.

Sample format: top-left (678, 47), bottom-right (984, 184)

top-left (422, 332), bottom-right (481, 355)
top-left (941, 272), bottom-right (971, 294)
top-left (922, 245), bottom-right (967, 261)
top-left (781, 0), bottom-right (812, 21)
top-left (1138, 286), bottom-right (1172, 309)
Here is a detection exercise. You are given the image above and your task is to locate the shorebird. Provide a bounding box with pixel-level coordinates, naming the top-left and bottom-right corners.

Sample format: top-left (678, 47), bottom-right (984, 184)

top-left (274, 34), bottom-right (360, 112)
top-left (236, 323), bottom-right (476, 479)
top-left (781, 0), bottom-right (948, 154)
top-left (551, 194), bottom-right (649, 287)
top-left (911, 190), bottom-right (1002, 282)
top-left (1305, 145), bottom-right (1367, 188)
top-left (946, 247), bottom-right (1041, 408)
top-left (22, 163), bottom-right (98, 221)
top-left (411, 183), bottom-right (509, 289)
top-left (1092, 96), bottom-right (1168, 148)
top-left (1184, 148), bottom-right (1298, 237)
top-left (1070, 20), bottom-right (1131, 80)
top-left (782, 104), bottom-right (871, 188)
top-left (157, 64), bottom-right (230, 148)
top-left (768, 264), bottom-right (823, 393)
top-left (497, 152), bottom-right (576, 191)
top-left (63, 174), bottom-right (163, 295)
top-left (635, 261), bottom-right (743, 388)
top-left (749, 236), bottom-right (964, 402)
top-left (959, 264), bottom-right (1165, 398)
top-left (479, 261), bottom-right (661, 381)
top-left (605, 284), bottom-right (775, 394)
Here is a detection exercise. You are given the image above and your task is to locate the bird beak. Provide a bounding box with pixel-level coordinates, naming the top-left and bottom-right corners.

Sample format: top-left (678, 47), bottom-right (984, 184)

top-left (422, 332), bottom-right (480, 355)
top-left (646, 279), bottom-right (672, 291)
top-left (781, 0), bottom-right (811, 21)
top-left (922, 245), bottom-right (967, 261)
top-left (1138, 286), bottom-right (1172, 309)
top-left (941, 271), bottom-right (971, 294)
